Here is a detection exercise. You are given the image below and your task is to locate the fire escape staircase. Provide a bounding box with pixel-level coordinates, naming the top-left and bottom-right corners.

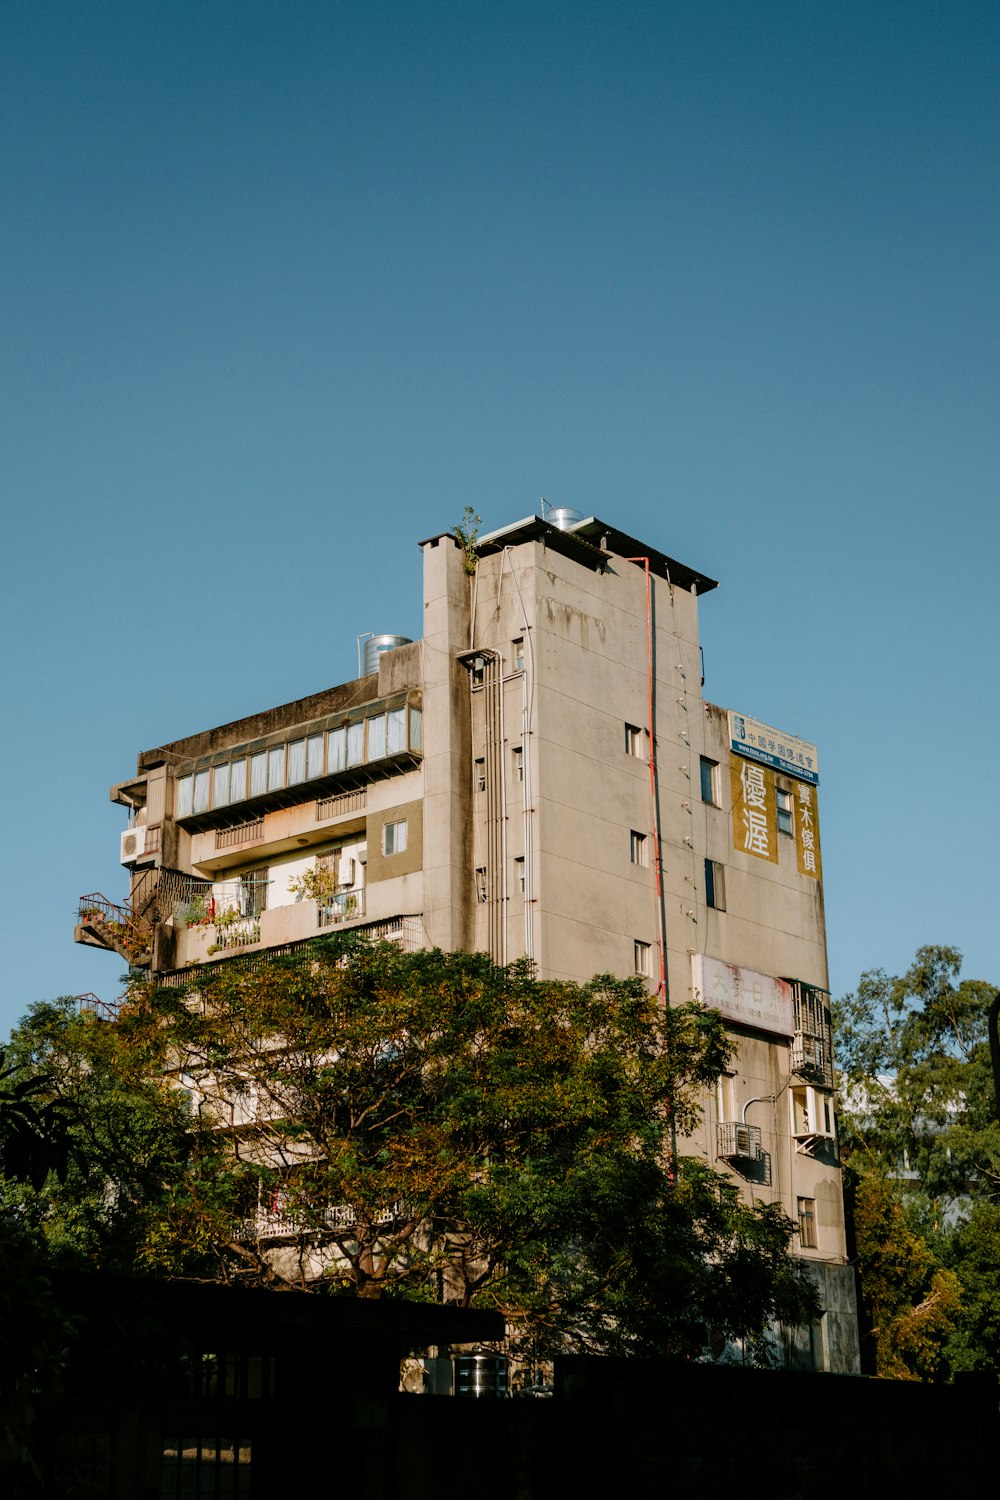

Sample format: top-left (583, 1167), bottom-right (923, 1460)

top-left (76, 867), bottom-right (192, 968)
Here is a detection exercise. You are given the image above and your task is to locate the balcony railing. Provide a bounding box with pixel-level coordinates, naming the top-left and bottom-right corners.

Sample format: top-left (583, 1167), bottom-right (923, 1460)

top-left (77, 992), bottom-right (122, 1022)
top-left (317, 890), bottom-right (367, 928)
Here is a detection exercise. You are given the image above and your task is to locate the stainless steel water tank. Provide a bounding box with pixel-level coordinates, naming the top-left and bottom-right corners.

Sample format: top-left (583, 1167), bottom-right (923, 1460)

top-left (363, 634), bottom-right (413, 676)
top-left (454, 1351), bottom-right (509, 1398)
top-left (547, 506), bottom-right (584, 531)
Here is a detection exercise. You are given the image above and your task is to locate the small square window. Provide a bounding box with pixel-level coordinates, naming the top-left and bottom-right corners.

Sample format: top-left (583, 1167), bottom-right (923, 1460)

top-left (776, 787), bottom-right (794, 836)
top-left (514, 856), bottom-right (525, 894)
top-left (383, 818), bottom-right (408, 856)
top-left (633, 939), bottom-right (651, 977)
top-left (630, 830), bottom-right (648, 867)
top-left (705, 859), bottom-right (726, 911)
top-left (474, 758), bottom-right (486, 793)
top-left (512, 747), bottom-right (524, 783)
top-left (700, 756), bottom-right (719, 806)
top-left (797, 1196), bottom-right (817, 1249)
top-left (625, 723), bottom-right (644, 758)
top-left (512, 638), bottom-right (524, 672)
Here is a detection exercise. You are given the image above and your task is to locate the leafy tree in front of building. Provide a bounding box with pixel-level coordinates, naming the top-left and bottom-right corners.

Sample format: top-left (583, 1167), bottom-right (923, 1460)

top-left (4, 943), bottom-right (819, 1359)
top-left (835, 945), bottom-right (1000, 1378)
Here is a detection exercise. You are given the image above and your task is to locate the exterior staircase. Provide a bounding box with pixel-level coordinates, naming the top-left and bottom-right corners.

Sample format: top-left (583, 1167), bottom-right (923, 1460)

top-left (76, 892), bottom-right (153, 966)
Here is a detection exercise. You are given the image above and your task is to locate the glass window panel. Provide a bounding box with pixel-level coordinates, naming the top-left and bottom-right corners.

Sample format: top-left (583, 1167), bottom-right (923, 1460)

top-left (267, 746), bottom-right (285, 789)
top-left (367, 714), bottom-right (386, 761)
top-left (387, 707), bottom-right (406, 754)
top-left (230, 758), bottom-right (247, 803)
top-left (328, 727), bottom-right (346, 772)
top-left (409, 706), bottom-right (422, 752)
top-left (287, 740), bottom-right (305, 785)
top-left (193, 771), bottom-right (210, 814)
top-left (250, 753), bottom-right (266, 797)
top-left (176, 777), bottom-right (193, 818)
top-left (346, 721), bottom-right (364, 766)
top-left (213, 763), bottom-right (231, 808)
top-left (306, 734), bottom-right (324, 779)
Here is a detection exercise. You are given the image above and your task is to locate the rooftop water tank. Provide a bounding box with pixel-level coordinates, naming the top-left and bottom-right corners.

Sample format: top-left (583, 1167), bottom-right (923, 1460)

top-left (363, 633), bottom-right (412, 676)
top-left (547, 506), bottom-right (584, 531)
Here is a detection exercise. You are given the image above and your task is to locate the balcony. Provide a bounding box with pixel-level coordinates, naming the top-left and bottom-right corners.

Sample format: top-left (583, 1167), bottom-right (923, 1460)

top-left (317, 889), bottom-right (367, 928)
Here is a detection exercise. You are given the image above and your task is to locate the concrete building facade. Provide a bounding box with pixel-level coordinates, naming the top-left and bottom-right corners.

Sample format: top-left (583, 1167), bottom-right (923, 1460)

top-left (76, 510), bottom-right (858, 1371)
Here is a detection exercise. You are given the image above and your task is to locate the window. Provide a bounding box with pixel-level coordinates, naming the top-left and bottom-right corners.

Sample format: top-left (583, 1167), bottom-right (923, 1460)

top-left (367, 713), bottom-right (386, 761)
top-left (512, 746), bottom-right (524, 783)
top-left (408, 705), bottom-right (423, 751)
top-left (328, 726), bottom-right (346, 773)
top-left (704, 858), bottom-right (726, 911)
top-left (346, 721), bottom-right (365, 767)
top-left (306, 734), bottom-right (324, 780)
top-left (383, 818), bottom-right (408, 855)
top-left (716, 1073), bottom-right (737, 1122)
top-left (515, 856), bottom-right (525, 893)
top-left (630, 830), bottom-right (648, 867)
top-left (625, 723), bottom-right (644, 758)
top-left (474, 758), bottom-right (486, 792)
top-left (470, 655), bottom-right (485, 685)
top-left (213, 763), bottom-right (231, 808)
top-left (267, 745), bottom-right (285, 790)
top-left (250, 752), bottom-right (266, 798)
top-left (475, 867), bottom-right (487, 902)
top-left (387, 706), bottom-right (406, 755)
top-left (791, 1085), bottom-right (835, 1139)
top-left (776, 787), bottom-right (794, 836)
top-left (512, 637), bottom-right (524, 672)
top-left (797, 1196), bottom-right (817, 1249)
top-left (634, 940), bottom-right (651, 976)
top-left (287, 739), bottom-right (306, 786)
top-left (700, 756), bottom-right (719, 805)
top-left (230, 757), bottom-right (247, 803)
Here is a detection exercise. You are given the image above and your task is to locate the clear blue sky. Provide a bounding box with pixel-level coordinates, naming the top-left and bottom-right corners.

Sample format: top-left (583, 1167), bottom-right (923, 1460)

top-left (2, 0), bottom-right (997, 1034)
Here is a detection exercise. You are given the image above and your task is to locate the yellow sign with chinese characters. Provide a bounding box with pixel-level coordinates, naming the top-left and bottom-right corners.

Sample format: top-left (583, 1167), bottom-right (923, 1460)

top-left (729, 754), bottom-right (778, 864)
top-left (793, 779), bottom-right (822, 881)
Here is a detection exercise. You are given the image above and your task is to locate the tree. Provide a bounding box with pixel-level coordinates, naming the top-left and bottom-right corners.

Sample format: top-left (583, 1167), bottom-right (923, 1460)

top-left (834, 945), bottom-right (1000, 1377)
top-left (5, 943), bottom-right (818, 1358)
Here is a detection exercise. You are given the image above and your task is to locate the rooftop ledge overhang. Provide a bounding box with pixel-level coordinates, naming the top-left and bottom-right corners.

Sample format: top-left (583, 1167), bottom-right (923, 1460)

top-left (423, 515), bottom-right (718, 594)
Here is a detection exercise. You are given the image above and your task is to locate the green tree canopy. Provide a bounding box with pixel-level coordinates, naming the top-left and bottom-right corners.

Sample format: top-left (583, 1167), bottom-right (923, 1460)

top-left (5, 941), bottom-right (818, 1358)
top-left (834, 945), bottom-right (1000, 1378)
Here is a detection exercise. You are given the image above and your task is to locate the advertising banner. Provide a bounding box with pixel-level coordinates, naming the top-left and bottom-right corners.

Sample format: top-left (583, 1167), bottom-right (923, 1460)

top-left (691, 954), bottom-right (795, 1037)
top-left (729, 711), bottom-right (819, 785)
top-left (729, 754), bottom-right (778, 864)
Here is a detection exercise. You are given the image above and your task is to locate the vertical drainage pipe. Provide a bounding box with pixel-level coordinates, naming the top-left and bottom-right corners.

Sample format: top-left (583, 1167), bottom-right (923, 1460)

top-left (627, 556), bottom-right (669, 1004)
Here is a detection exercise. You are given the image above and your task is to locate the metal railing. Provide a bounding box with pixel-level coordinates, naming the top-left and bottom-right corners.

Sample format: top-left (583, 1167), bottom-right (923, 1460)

top-left (317, 890), bottom-right (367, 928)
top-left (77, 992), bottom-right (122, 1022)
top-left (77, 892), bottom-right (152, 962)
top-left (316, 788), bottom-right (367, 822)
top-left (216, 816), bottom-right (265, 850)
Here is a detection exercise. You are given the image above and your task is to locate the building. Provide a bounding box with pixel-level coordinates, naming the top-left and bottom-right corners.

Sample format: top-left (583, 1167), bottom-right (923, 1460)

top-left (76, 507), bottom-right (858, 1371)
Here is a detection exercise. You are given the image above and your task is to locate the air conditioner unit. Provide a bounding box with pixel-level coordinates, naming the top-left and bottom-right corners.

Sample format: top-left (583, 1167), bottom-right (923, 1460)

top-left (717, 1121), bottom-right (762, 1162)
top-left (338, 857), bottom-right (355, 887)
top-left (120, 827), bottom-right (147, 864)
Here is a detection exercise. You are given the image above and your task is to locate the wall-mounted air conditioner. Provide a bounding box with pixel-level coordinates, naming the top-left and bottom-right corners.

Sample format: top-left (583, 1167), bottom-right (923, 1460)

top-left (338, 857), bottom-right (356, 887)
top-left (120, 827), bottom-right (147, 864)
top-left (717, 1121), bottom-right (762, 1162)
